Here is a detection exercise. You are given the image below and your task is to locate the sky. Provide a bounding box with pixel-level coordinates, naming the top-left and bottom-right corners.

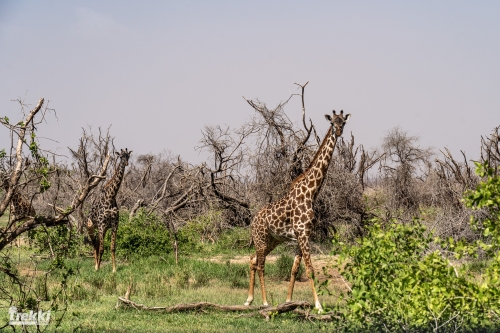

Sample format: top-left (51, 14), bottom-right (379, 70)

top-left (1, 1), bottom-right (499, 164)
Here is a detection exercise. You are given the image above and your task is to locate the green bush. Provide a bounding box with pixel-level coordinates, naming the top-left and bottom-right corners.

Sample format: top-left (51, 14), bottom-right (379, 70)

top-left (211, 227), bottom-right (251, 254)
top-left (112, 210), bottom-right (173, 258)
top-left (320, 162), bottom-right (500, 332)
top-left (28, 224), bottom-right (85, 257)
top-left (177, 210), bottom-right (223, 253)
top-left (325, 220), bottom-right (496, 332)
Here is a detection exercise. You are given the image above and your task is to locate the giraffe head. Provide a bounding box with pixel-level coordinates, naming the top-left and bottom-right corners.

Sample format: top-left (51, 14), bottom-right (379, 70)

top-left (116, 148), bottom-right (132, 166)
top-left (324, 110), bottom-right (351, 137)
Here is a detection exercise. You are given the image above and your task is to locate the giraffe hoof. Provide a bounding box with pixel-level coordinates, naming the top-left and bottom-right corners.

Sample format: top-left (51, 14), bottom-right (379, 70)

top-left (263, 302), bottom-right (269, 307)
top-left (244, 302), bottom-right (250, 306)
top-left (315, 301), bottom-right (323, 314)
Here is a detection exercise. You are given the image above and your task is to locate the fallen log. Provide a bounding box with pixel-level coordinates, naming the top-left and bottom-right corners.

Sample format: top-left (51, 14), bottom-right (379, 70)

top-left (292, 309), bottom-right (343, 322)
top-left (117, 296), bottom-right (271, 313)
top-left (115, 286), bottom-right (338, 321)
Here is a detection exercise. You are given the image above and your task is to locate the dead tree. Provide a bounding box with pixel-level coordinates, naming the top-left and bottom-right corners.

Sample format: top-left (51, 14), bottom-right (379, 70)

top-left (379, 127), bottom-right (433, 213)
top-left (434, 147), bottom-right (477, 210)
top-left (0, 99), bottom-right (112, 251)
top-left (335, 133), bottom-right (384, 191)
top-left (312, 134), bottom-right (384, 238)
top-left (480, 125), bottom-right (500, 173)
top-left (243, 82), bottom-right (318, 205)
top-left (198, 125), bottom-right (253, 226)
top-left (67, 127), bottom-right (114, 233)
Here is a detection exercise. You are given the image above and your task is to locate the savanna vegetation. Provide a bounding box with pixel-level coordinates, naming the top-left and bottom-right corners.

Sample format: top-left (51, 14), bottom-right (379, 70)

top-left (1, 85), bottom-right (500, 332)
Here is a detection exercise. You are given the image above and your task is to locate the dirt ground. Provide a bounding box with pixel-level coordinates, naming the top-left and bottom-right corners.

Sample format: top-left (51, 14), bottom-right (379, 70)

top-left (207, 254), bottom-right (350, 294)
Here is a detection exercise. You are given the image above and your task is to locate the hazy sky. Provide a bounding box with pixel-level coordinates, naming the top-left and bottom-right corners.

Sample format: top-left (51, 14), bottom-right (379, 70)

top-left (1, 1), bottom-right (499, 163)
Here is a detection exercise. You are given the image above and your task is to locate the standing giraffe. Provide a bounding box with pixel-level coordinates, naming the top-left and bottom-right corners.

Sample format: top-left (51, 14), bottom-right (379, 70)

top-left (1, 173), bottom-right (35, 222)
top-left (245, 110), bottom-right (350, 312)
top-left (87, 148), bottom-right (131, 272)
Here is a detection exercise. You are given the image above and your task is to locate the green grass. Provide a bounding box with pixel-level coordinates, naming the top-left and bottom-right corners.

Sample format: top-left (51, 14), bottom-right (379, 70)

top-left (1, 211), bottom-right (339, 332)
top-left (1, 244), bottom-right (338, 332)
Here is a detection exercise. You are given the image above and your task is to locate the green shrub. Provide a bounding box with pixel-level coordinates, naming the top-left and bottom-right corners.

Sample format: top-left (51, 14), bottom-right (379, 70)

top-left (177, 210), bottom-right (223, 253)
top-left (324, 218), bottom-right (500, 331)
top-left (211, 227), bottom-right (251, 254)
top-left (28, 224), bottom-right (85, 257)
top-left (112, 210), bottom-right (173, 258)
top-left (103, 274), bottom-right (117, 294)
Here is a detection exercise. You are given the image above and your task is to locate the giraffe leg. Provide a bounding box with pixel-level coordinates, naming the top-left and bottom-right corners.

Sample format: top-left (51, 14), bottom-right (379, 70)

top-left (96, 232), bottom-right (105, 271)
top-left (86, 219), bottom-right (99, 271)
top-left (110, 225), bottom-right (118, 273)
top-left (286, 247), bottom-right (302, 302)
top-left (256, 252), bottom-right (268, 307)
top-left (93, 242), bottom-right (99, 271)
top-left (299, 237), bottom-right (323, 312)
top-left (245, 254), bottom-right (257, 306)
top-left (255, 239), bottom-right (279, 307)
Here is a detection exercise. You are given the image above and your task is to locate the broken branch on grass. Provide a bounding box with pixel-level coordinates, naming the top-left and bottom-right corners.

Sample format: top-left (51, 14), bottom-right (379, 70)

top-left (116, 288), bottom-right (314, 320)
top-left (117, 296), bottom-right (269, 313)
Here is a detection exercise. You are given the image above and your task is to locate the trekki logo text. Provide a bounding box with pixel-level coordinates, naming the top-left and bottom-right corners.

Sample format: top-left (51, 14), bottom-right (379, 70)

top-left (9, 306), bottom-right (51, 326)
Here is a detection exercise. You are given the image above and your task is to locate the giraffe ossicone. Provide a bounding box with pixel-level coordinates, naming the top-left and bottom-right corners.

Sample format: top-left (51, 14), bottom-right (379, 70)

top-left (87, 148), bottom-right (132, 273)
top-left (245, 110), bottom-right (351, 312)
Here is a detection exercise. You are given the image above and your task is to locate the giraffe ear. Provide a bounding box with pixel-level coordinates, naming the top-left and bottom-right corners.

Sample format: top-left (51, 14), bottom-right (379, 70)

top-left (324, 114), bottom-right (332, 121)
top-left (115, 151), bottom-right (120, 155)
top-left (344, 114), bottom-right (351, 122)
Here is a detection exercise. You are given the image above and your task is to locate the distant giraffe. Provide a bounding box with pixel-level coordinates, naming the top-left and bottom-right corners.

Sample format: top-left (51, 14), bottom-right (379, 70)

top-left (245, 110), bottom-right (351, 312)
top-left (87, 148), bottom-right (131, 272)
top-left (1, 174), bottom-right (35, 222)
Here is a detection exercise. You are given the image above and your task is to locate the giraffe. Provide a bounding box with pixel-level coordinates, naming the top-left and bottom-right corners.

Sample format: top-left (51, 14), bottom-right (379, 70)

top-left (87, 148), bottom-right (131, 272)
top-left (244, 110), bottom-right (351, 312)
top-left (1, 173), bottom-right (35, 222)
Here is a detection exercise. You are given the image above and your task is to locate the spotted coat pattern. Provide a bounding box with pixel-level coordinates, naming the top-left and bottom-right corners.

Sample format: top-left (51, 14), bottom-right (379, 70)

top-left (245, 111), bottom-right (351, 312)
top-left (1, 175), bottom-right (35, 222)
top-left (87, 148), bottom-right (131, 272)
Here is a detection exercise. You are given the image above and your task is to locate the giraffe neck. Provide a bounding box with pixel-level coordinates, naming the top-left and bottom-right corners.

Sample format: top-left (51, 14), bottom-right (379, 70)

top-left (293, 127), bottom-right (338, 199)
top-left (2, 178), bottom-right (22, 202)
top-left (103, 159), bottom-right (127, 200)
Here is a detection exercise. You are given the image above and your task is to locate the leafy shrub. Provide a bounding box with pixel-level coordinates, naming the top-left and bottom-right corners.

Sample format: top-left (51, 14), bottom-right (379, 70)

top-left (87, 274), bottom-right (105, 289)
top-left (112, 210), bottom-right (173, 258)
top-left (28, 225), bottom-right (85, 257)
top-left (211, 227), bottom-right (250, 254)
top-left (324, 216), bottom-right (500, 332)
top-left (177, 210), bottom-right (224, 253)
top-left (103, 274), bottom-right (117, 294)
